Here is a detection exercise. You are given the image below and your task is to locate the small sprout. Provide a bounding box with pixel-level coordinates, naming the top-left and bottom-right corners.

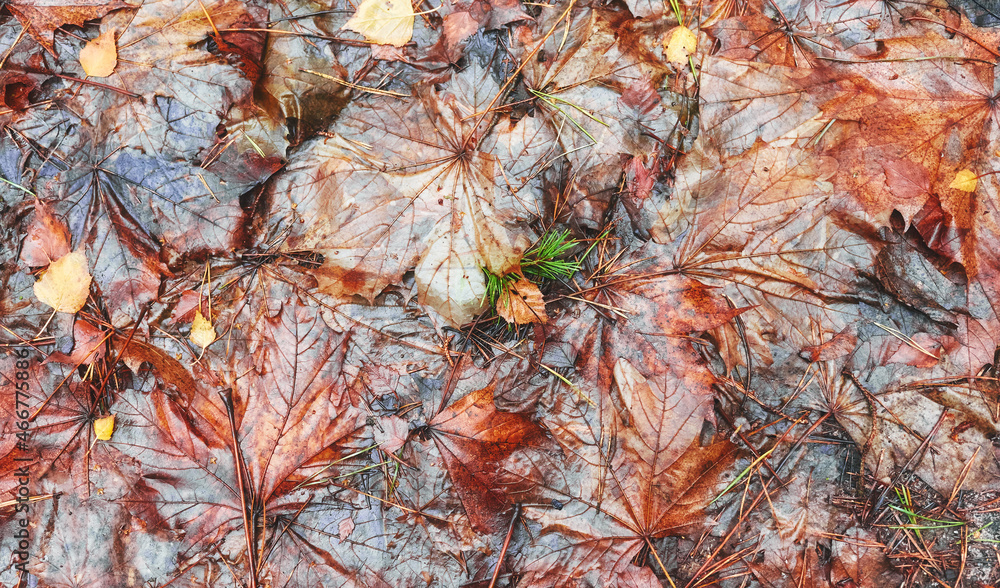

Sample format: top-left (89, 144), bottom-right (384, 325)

top-left (483, 230), bottom-right (580, 325)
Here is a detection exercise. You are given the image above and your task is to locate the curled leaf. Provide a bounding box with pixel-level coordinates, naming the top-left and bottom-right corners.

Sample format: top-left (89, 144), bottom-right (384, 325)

top-left (34, 250), bottom-right (92, 313)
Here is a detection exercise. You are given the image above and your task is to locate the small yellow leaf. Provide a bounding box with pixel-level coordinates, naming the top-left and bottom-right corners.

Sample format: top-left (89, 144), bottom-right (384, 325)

top-left (343, 0), bottom-right (414, 47)
top-left (34, 250), bottom-right (92, 313)
top-left (94, 414), bottom-right (115, 441)
top-left (665, 26), bottom-right (698, 64)
top-left (190, 310), bottom-right (217, 349)
top-left (949, 169), bottom-right (977, 192)
top-left (80, 29), bottom-right (117, 77)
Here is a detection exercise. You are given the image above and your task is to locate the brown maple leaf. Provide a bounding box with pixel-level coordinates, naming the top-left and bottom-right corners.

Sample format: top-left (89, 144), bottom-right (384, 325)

top-left (6, 0), bottom-right (136, 56)
top-left (428, 383), bottom-right (549, 534)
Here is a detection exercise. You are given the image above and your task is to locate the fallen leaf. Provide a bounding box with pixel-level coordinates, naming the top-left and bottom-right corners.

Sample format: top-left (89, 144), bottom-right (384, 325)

top-left (93, 414), bottom-right (115, 440)
top-left (497, 278), bottom-right (548, 325)
top-left (34, 250), bottom-right (92, 313)
top-left (189, 310), bottom-right (216, 349)
top-left (338, 517), bottom-right (355, 541)
top-left (374, 415), bottom-right (410, 453)
top-left (6, 0), bottom-right (134, 56)
top-left (429, 383), bottom-right (549, 534)
top-left (950, 169), bottom-right (978, 192)
top-left (45, 319), bottom-right (108, 365)
top-left (665, 26), bottom-right (698, 64)
top-left (800, 324), bottom-right (858, 362)
top-left (79, 29), bottom-right (117, 77)
top-left (20, 199), bottom-right (71, 267)
top-left (343, 0), bottom-right (415, 47)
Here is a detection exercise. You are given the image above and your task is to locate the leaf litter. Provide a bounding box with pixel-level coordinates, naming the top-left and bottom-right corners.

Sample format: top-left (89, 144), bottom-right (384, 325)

top-left (3, 0), bottom-right (1000, 586)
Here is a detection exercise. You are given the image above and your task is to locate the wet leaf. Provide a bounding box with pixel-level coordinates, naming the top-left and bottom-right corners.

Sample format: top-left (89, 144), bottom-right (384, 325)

top-left (428, 383), bottom-right (549, 534)
top-left (6, 0), bottom-right (134, 56)
top-left (33, 250), bottom-right (92, 313)
top-left (343, 0), bottom-right (415, 47)
top-left (665, 26), bottom-right (697, 64)
top-left (950, 169), bottom-right (978, 192)
top-left (496, 277), bottom-right (548, 325)
top-left (79, 29), bottom-right (117, 77)
top-left (20, 199), bottom-right (71, 267)
top-left (93, 414), bottom-right (114, 440)
top-left (188, 310), bottom-right (216, 349)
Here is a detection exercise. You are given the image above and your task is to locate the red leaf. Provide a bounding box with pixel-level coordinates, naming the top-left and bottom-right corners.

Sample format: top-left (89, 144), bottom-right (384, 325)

top-left (429, 383), bottom-right (548, 534)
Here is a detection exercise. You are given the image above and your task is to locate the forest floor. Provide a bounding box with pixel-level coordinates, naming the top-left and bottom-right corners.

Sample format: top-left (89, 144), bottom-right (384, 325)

top-left (2, 0), bottom-right (1000, 585)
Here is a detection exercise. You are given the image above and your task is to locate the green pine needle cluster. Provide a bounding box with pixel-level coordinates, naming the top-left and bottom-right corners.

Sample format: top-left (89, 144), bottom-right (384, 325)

top-left (484, 230), bottom-right (580, 307)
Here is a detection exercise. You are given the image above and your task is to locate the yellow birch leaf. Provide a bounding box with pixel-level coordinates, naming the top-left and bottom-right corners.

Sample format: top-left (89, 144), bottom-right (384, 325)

top-left (34, 250), bottom-right (92, 313)
top-left (949, 169), bottom-right (977, 192)
top-left (496, 278), bottom-right (548, 325)
top-left (80, 29), bottom-right (117, 77)
top-left (342, 0), bottom-right (414, 47)
top-left (665, 26), bottom-right (697, 64)
top-left (190, 310), bottom-right (217, 349)
top-left (94, 414), bottom-right (115, 441)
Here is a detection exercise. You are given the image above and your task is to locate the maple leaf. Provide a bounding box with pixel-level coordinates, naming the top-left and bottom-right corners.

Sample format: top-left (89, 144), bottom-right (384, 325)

top-left (427, 383), bottom-right (549, 534)
top-left (517, 433), bottom-right (737, 585)
top-left (111, 286), bottom-right (370, 585)
top-left (6, 0), bottom-right (135, 57)
top-left (0, 350), bottom-right (133, 511)
top-left (277, 65), bottom-right (533, 326)
top-left (513, 6), bottom-right (689, 227)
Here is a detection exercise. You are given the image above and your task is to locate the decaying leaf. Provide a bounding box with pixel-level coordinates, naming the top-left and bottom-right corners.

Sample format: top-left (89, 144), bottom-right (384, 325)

top-left (428, 383), bottom-right (549, 534)
top-left (343, 0), bottom-right (415, 47)
top-left (9, 0), bottom-right (1000, 584)
top-left (496, 278), bottom-right (548, 325)
top-left (20, 199), bottom-right (70, 266)
top-left (6, 0), bottom-right (134, 56)
top-left (33, 250), bottom-right (92, 313)
top-left (79, 29), bottom-right (117, 77)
